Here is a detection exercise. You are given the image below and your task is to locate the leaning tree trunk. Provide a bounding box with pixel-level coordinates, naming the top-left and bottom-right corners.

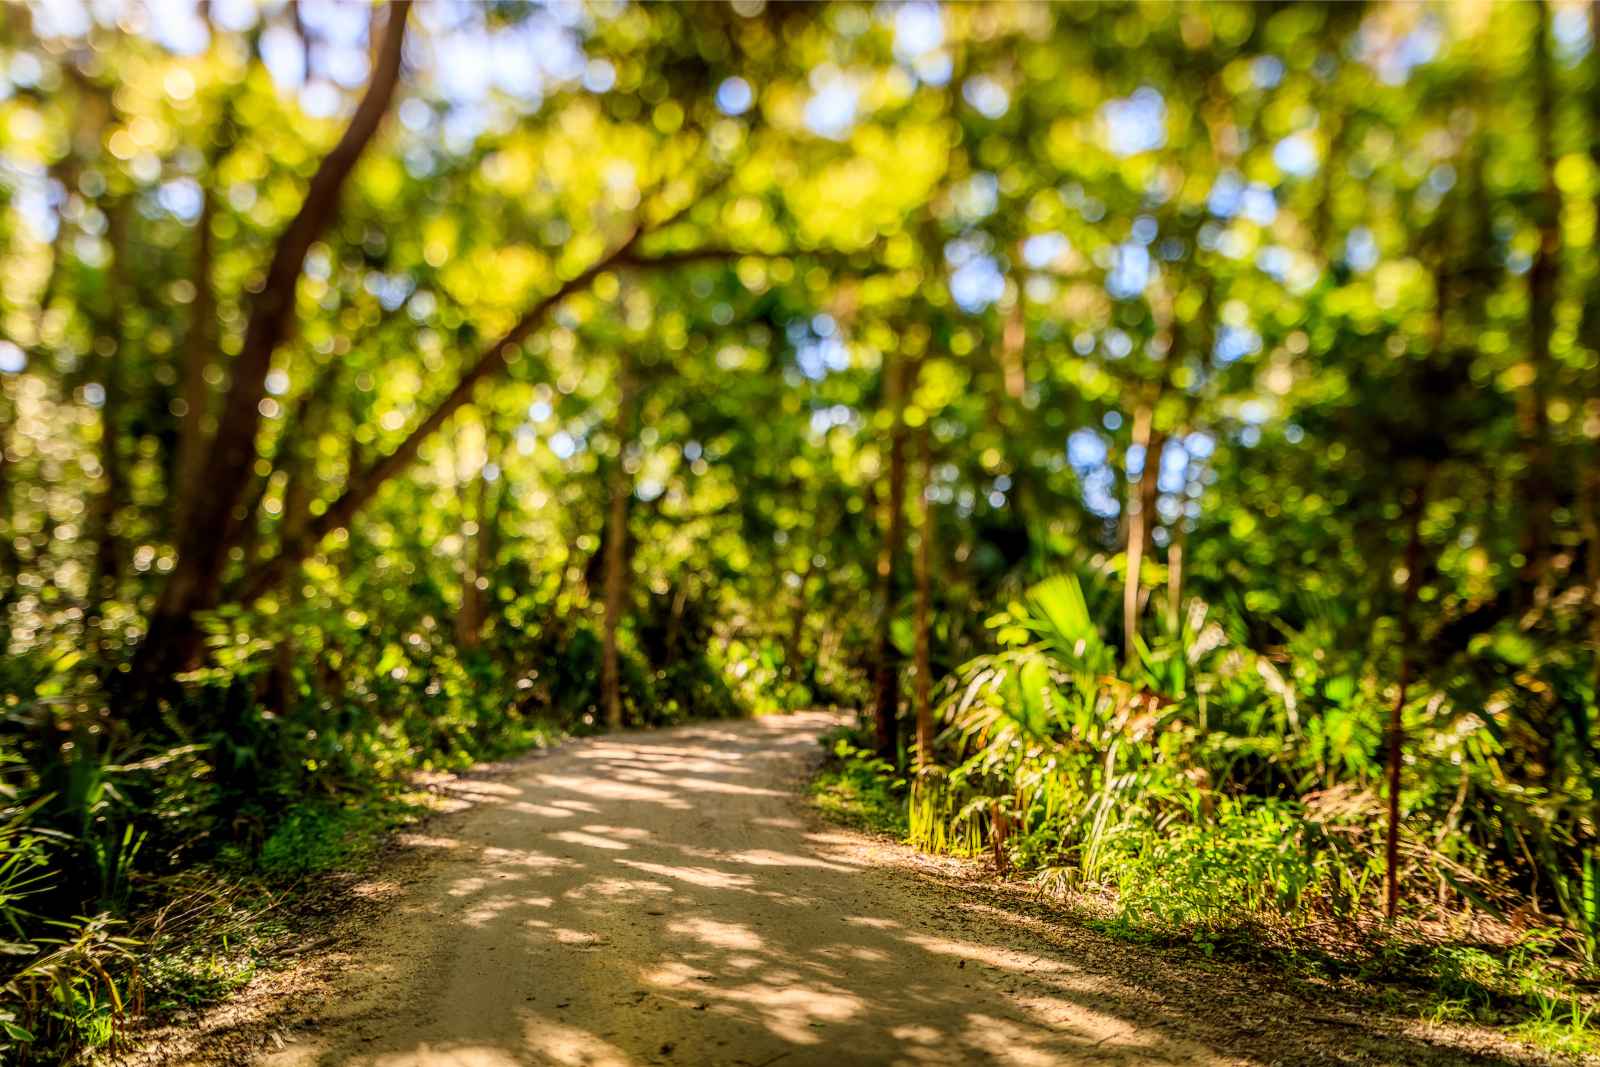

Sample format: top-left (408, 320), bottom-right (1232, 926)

top-left (871, 353), bottom-right (911, 760)
top-left (126, 1), bottom-right (410, 703)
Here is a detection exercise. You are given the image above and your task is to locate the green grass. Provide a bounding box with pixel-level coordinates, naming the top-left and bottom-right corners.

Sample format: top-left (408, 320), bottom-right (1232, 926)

top-left (7, 749), bottom-right (556, 1064)
top-left (808, 731), bottom-right (908, 837)
top-left (822, 731), bottom-right (1600, 1062)
top-left (1511, 993), bottom-right (1600, 1058)
top-left (242, 793), bottom-right (429, 882)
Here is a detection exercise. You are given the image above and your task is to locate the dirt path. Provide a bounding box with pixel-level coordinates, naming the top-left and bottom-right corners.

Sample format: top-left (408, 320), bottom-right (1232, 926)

top-left (163, 713), bottom-right (1540, 1067)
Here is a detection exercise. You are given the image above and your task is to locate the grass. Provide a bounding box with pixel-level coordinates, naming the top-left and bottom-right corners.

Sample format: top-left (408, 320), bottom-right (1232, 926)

top-left (809, 724), bottom-right (1600, 1064)
top-left (808, 730), bottom-right (908, 838)
top-left (225, 791), bottom-right (433, 882)
top-left (1512, 993), bottom-right (1600, 1058)
top-left (1081, 872), bottom-right (1600, 1060)
top-left (111, 789), bottom-right (439, 1040)
top-left (138, 876), bottom-right (272, 1018)
top-left (10, 745), bottom-right (555, 1065)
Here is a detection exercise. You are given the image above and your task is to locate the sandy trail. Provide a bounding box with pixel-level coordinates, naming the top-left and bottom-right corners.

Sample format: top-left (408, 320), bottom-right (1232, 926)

top-left (225, 713), bottom-right (1528, 1067)
top-left (249, 712), bottom-right (1223, 1066)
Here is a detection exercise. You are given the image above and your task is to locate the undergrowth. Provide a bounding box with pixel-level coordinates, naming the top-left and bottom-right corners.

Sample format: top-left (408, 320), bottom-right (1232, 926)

top-left (810, 570), bottom-right (1600, 1061)
top-left (2, 573), bottom-right (786, 1064)
top-left (809, 730), bottom-right (908, 838)
top-left (814, 721), bottom-right (1600, 1060)
top-left (0, 688), bottom-right (560, 1065)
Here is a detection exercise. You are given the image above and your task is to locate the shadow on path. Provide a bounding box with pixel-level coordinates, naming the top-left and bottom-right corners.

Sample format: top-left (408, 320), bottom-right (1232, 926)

top-left (254, 713), bottom-right (1532, 1067)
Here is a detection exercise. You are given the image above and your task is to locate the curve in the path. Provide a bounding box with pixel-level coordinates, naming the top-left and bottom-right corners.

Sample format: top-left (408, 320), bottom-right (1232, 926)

top-left (257, 712), bottom-right (1231, 1066)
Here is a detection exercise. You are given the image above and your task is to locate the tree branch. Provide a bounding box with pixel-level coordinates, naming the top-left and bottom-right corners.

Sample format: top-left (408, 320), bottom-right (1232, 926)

top-left (156, 0), bottom-right (410, 619)
top-left (240, 224), bottom-right (644, 601)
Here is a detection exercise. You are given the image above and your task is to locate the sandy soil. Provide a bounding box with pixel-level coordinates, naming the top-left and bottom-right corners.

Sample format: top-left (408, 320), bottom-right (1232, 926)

top-left (142, 712), bottom-right (1554, 1067)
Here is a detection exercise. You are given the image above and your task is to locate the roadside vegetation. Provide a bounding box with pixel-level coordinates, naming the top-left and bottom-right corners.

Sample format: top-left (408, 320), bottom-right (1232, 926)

top-left (815, 567), bottom-right (1600, 1059)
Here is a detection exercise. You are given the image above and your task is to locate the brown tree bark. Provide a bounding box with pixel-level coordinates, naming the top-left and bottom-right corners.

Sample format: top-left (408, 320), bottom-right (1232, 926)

top-left (602, 356), bottom-right (635, 732)
top-left (174, 116), bottom-right (227, 533)
top-left (0, 391), bottom-right (17, 649)
top-left (127, 3), bottom-right (410, 696)
top-left (1166, 507), bottom-right (1186, 633)
top-left (871, 354), bottom-right (911, 759)
top-left (87, 198), bottom-right (132, 654)
top-left (913, 426), bottom-right (935, 769)
top-left (1385, 481), bottom-right (1427, 920)
top-left (1122, 400), bottom-right (1164, 664)
top-left (1519, 0), bottom-right (1560, 597)
top-left (786, 551), bottom-right (814, 683)
top-left (457, 428), bottom-right (500, 652)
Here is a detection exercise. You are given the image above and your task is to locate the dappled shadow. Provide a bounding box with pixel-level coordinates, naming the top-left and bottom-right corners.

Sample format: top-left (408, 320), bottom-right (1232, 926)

top-left (259, 713), bottom-right (1529, 1067)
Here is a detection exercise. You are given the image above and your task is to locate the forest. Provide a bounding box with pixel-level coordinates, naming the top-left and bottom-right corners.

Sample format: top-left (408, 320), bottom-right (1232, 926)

top-left (2, 0), bottom-right (1599, 1064)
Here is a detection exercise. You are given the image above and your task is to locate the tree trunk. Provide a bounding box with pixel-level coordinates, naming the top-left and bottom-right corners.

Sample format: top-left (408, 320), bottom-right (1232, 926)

top-left (174, 127), bottom-right (223, 533)
top-left (1166, 510), bottom-right (1186, 633)
top-left (1385, 480), bottom-right (1427, 920)
top-left (1123, 401), bottom-right (1164, 664)
top-left (0, 391), bottom-right (17, 650)
top-left (786, 551), bottom-right (813, 683)
top-left (457, 429), bottom-right (499, 652)
top-left (913, 426), bottom-right (935, 769)
top-left (1582, 462), bottom-right (1600, 694)
top-left (664, 581), bottom-right (689, 665)
top-left (602, 358), bottom-right (635, 731)
top-left (129, 120), bottom-right (723, 705)
top-left (474, 458), bottom-right (501, 637)
top-left (237, 230), bottom-right (647, 608)
top-left (1519, 0), bottom-right (1560, 598)
top-left (126, 3), bottom-right (410, 698)
top-left (1000, 287), bottom-right (1025, 400)
top-left (1586, 0), bottom-right (1600, 700)
top-left (87, 198), bottom-right (132, 657)
top-left (455, 437), bottom-right (483, 652)
top-left (871, 354), bottom-right (911, 760)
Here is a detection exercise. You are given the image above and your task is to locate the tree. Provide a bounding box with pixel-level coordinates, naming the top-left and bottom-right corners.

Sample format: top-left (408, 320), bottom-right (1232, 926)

top-left (129, 1), bottom-right (413, 697)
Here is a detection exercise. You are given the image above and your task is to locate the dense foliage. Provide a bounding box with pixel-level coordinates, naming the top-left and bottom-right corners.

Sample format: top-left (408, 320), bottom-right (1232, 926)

top-left (1, 0), bottom-right (1598, 1058)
